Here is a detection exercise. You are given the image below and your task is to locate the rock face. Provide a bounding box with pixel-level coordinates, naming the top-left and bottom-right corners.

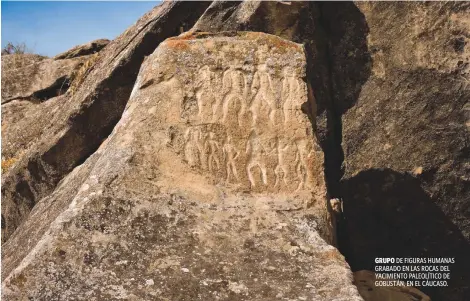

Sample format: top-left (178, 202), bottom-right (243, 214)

top-left (192, 1), bottom-right (313, 42)
top-left (329, 3), bottom-right (470, 300)
top-left (53, 39), bottom-right (110, 60)
top-left (2, 32), bottom-right (362, 300)
top-left (3, 1), bottom-right (469, 300)
top-left (1, 0), bottom-right (211, 243)
top-left (155, 32), bottom-right (323, 198)
top-left (1, 54), bottom-right (86, 103)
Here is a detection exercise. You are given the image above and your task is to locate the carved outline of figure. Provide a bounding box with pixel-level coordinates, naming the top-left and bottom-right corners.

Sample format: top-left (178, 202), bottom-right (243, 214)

top-left (223, 134), bottom-right (240, 183)
top-left (221, 68), bottom-right (247, 126)
top-left (282, 67), bottom-right (301, 124)
top-left (245, 131), bottom-right (268, 187)
top-left (205, 131), bottom-right (220, 172)
top-left (197, 131), bottom-right (208, 170)
top-left (184, 128), bottom-right (202, 168)
top-left (293, 139), bottom-right (314, 192)
top-left (274, 138), bottom-right (290, 188)
top-left (195, 66), bottom-right (216, 120)
top-left (249, 65), bottom-right (276, 125)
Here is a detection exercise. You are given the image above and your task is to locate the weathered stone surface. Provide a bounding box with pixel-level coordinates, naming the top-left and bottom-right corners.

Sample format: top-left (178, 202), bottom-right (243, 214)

top-left (193, 1), bottom-right (314, 42)
top-left (155, 32), bottom-right (323, 197)
top-left (1, 55), bottom-right (86, 103)
top-left (329, 2), bottom-right (470, 301)
top-left (2, 32), bottom-right (361, 301)
top-left (54, 38), bottom-right (110, 60)
top-left (201, 3), bottom-right (470, 300)
top-left (1, 0), bottom-right (210, 243)
top-left (1, 96), bottom-right (66, 161)
top-left (354, 270), bottom-right (430, 301)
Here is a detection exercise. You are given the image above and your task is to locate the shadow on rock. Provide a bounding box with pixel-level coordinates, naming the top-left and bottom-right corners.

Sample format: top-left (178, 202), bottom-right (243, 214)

top-left (341, 168), bottom-right (470, 301)
top-left (312, 2), bottom-right (372, 198)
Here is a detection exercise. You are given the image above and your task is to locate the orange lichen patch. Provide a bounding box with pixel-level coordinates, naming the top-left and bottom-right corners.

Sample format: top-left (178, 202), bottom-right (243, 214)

top-left (173, 31), bottom-right (198, 41)
top-left (167, 32), bottom-right (300, 54)
top-left (242, 32), bottom-right (300, 52)
top-left (165, 39), bottom-right (190, 51)
top-left (174, 31), bottom-right (213, 41)
top-left (2, 157), bottom-right (17, 173)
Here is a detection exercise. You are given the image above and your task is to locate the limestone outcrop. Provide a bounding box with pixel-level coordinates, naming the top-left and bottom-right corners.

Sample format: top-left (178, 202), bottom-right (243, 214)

top-left (1, 0), bottom-right (210, 243)
top-left (2, 32), bottom-right (361, 301)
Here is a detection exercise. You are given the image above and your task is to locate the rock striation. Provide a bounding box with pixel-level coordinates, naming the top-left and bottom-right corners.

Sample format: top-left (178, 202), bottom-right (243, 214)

top-left (2, 32), bottom-right (361, 301)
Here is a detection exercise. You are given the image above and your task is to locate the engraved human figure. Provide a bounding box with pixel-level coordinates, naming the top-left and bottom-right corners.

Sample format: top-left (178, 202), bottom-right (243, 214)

top-left (195, 65), bottom-right (217, 120)
top-left (184, 128), bottom-right (202, 168)
top-left (223, 135), bottom-right (240, 183)
top-left (274, 138), bottom-right (290, 188)
top-left (249, 65), bottom-right (276, 125)
top-left (282, 67), bottom-right (301, 123)
top-left (245, 131), bottom-right (268, 187)
top-left (294, 139), bottom-right (314, 192)
top-left (205, 132), bottom-right (221, 172)
top-left (197, 132), bottom-right (208, 170)
top-left (221, 68), bottom-right (247, 125)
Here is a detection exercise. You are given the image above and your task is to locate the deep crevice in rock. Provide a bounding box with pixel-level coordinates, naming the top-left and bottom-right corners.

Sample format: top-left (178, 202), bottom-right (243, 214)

top-left (311, 2), bottom-right (371, 256)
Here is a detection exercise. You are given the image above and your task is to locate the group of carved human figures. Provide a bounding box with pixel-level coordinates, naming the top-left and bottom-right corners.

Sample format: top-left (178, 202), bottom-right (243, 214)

top-left (184, 127), bottom-right (314, 192)
top-left (195, 65), bottom-right (305, 127)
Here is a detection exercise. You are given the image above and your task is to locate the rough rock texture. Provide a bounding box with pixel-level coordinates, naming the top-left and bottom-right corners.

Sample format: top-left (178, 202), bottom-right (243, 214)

top-left (326, 2), bottom-right (470, 301)
top-left (193, 1), bottom-right (313, 42)
top-left (1, 96), bottom-right (66, 168)
top-left (191, 1), bottom-right (330, 113)
top-left (1, 55), bottom-right (86, 104)
top-left (195, 3), bottom-right (470, 300)
top-left (1, 0), bottom-right (210, 243)
top-left (2, 32), bottom-right (362, 301)
top-left (354, 270), bottom-right (431, 301)
top-left (54, 39), bottom-right (110, 60)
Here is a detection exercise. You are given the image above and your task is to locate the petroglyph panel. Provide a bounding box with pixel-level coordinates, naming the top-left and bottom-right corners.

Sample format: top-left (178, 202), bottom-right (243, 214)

top-left (153, 32), bottom-right (323, 194)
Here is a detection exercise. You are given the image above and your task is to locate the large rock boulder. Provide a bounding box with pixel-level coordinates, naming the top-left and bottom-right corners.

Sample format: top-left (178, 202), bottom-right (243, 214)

top-left (1, 54), bottom-right (86, 104)
top-left (2, 32), bottom-right (362, 300)
top-left (53, 39), bottom-right (110, 60)
top-left (1, 0), bottom-right (210, 243)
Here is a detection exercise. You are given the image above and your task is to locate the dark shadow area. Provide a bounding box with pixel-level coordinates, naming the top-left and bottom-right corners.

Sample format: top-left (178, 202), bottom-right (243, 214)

top-left (311, 2), bottom-right (372, 198)
top-left (341, 169), bottom-right (470, 301)
top-left (32, 75), bottom-right (71, 101)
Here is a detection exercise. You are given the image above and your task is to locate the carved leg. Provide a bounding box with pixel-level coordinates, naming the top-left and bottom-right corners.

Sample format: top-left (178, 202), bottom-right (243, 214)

top-left (247, 162), bottom-right (255, 187)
